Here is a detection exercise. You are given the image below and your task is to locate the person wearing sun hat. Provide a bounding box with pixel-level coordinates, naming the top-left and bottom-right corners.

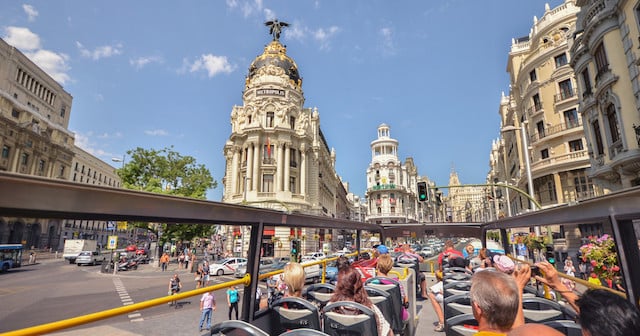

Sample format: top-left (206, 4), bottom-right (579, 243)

top-left (376, 244), bottom-right (389, 255)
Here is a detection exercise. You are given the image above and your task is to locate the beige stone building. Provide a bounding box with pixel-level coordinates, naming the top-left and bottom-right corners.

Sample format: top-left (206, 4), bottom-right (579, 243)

top-left (447, 170), bottom-right (488, 223)
top-left (365, 124), bottom-right (422, 225)
top-left (497, 0), bottom-right (600, 218)
top-left (0, 37), bottom-right (126, 250)
top-left (221, 37), bottom-right (353, 256)
top-left (570, 0), bottom-right (640, 190)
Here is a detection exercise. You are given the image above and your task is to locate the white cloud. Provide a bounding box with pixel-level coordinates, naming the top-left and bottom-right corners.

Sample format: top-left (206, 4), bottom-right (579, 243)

top-left (3, 26), bottom-right (71, 84)
top-left (97, 132), bottom-right (123, 139)
top-left (379, 27), bottom-right (396, 56)
top-left (187, 54), bottom-right (236, 77)
top-left (76, 41), bottom-right (123, 60)
top-left (3, 26), bottom-right (41, 50)
top-left (130, 56), bottom-right (162, 69)
top-left (226, 0), bottom-right (266, 18)
top-left (264, 8), bottom-right (276, 21)
top-left (23, 4), bottom-right (39, 22)
top-left (23, 49), bottom-right (71, 84)
top-left (144, 129), bottom-right (169, 136)
top-left (313, 26), bottom-right (340, 50)
top-left (74, 132), bottom-right (112, 158)
top-left (284, 23), bottom-right (305, 41)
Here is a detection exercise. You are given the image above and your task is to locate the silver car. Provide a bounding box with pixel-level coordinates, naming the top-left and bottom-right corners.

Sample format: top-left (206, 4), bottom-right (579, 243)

top-left (75, 251), bottom-right (105, 266)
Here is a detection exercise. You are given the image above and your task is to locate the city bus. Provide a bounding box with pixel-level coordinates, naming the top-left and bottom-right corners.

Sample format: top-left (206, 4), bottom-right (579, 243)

top-left (0, 171), bottom-right (639, 335)
top-left (0, 244), bottom-right (23, 272)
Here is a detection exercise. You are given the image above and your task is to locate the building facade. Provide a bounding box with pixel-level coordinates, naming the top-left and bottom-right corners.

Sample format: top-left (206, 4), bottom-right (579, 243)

top-left (447, 170), bottom-right (488, 223)
top-left (365, 124), bottom-right (422, 225)
top-left (0, 37), bottom-right (127, 250)
top-left (570, 0), bottom-right (640, 190)
top-left (498, 0), bottom-right (601, 217)
top-left (221, 35), bottom-right (353, 256)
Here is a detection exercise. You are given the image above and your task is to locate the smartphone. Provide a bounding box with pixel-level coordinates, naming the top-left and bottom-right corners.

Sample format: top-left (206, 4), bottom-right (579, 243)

top-left (531, 265), bottom-right (541, 277)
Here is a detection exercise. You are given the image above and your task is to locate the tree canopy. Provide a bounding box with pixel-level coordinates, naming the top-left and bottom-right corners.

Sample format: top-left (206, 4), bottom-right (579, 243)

top-left (117, 146), bottom-right (217, 245)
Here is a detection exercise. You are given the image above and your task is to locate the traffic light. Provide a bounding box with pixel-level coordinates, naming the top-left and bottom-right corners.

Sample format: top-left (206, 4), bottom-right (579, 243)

top-left (417, 182), bottom-right (428, 202)
top-left (545, 245), bottom-right (555, 264)
top-left (291, 239), bottom-right (299, 257)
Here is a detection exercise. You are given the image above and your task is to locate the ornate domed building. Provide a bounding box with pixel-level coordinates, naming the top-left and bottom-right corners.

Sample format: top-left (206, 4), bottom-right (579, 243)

top-left (221, 25), bottom-right (351, 257)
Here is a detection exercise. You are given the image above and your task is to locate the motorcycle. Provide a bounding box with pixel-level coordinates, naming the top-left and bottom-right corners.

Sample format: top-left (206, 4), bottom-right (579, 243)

top-left (117, 258), bottom-right (138, 271)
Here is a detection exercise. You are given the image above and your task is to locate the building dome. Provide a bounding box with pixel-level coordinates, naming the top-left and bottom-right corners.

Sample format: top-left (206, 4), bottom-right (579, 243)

top-left (247, 40), bottom-right (300, 84)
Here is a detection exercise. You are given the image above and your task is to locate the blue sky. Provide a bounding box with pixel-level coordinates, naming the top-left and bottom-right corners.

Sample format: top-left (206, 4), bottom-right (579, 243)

top-left (1, 0), bottom-right (567, 201)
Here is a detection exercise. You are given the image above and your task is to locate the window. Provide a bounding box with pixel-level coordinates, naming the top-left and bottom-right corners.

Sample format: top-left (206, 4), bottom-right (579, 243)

top-left (534, 175), bottom-right (557, 203)
top-left (554, 53), bottom-right (568, 68)
top-left (558, 79), bottom-right (573, 100)
top-left (592, 120), bottom-right (604, 155)
top-left (532, 94), bottom-right (542, 111)
top-left (377, 207), bottom-right (382, 214)
top-left (529, 69), bottom-right (537, 82)
top-left (290, 148), bottom-right (297, 167)
top-left (262, 174), bottom-right (274, 192)
top-left (12, 109), bottom-right (20, 118)
top-left (564, 109), bottom-right (579, 128)
top-left (20, 153), bottom-right (29, 165)
top-left (390, 207), bottom-right (395, 214)
top-left (60, 105), bottom-right (66, 118)
top-left (289, 116), bottom-right (295, 130)
top-left (290, 176), bottom-right (296, 193)
top-left (1, 145), bottom-right (9, 159)
top-left (266, 112), bottom-right (274, 127)
top-left (536, 121), bottom-right (546, 139)
top-left (606, 104), bottom-right (620, 143)
top-left (59, 165), bottom-right (65, 177)
top-left (569, 139), bottom-right (583, 152)
top-left (38, 159), bottom-right (45, 172)
top-left (541, 149), bottom-right (549, 159)
top-left (594, 43), bottom-right (609, 76)
top-left (247, 114), bottom-right (252, 124)
top-left (581, 69), bottom-right (592, 95)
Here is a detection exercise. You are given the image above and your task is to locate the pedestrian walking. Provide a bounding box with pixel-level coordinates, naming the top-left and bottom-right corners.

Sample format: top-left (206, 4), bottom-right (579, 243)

top-left (184, 252), bottom-right (190, 271)
top-left (195, 264), bottom-right (204, 289)
top-left (29, 251), bottom-right (34, 264)
top-left (168, 273), bottom-right (182, 306)
top-left (160, 252), bottom-right (170, 272)
top-left (178, 252), bottom-right (185, 269)
top-left (226, 285), bottom-right (240, 320)
top-left (202, 260), bottom-right (210, 286)
top-left (198, 290), bottom-right (216, 331)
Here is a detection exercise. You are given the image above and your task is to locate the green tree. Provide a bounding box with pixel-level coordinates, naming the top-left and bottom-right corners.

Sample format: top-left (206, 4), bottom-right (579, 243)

top-left (117, 146), bottom-right (217, 247)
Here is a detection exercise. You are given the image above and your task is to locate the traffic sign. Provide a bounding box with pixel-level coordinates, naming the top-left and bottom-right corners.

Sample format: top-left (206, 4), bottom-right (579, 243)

top-left (107, 221), bottom-right (115, 231)
top-left (108, 235), bottom-right (118, 249)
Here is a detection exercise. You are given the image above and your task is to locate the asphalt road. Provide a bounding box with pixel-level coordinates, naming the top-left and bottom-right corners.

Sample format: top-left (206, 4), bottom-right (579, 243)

top-left (0, 259), bottom-right (244, 334)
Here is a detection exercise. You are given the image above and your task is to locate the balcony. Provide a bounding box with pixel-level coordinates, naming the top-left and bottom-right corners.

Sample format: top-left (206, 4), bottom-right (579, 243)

top-left (262, 158), bottom-right (276, 165)
top-left (553, 89), bottom-right (576, 103)
top-left (529, 121), bottom-right (583, 143)
top-left (608, 140), bottom-right (624, 158)
top-left (290, 161), bottom-right (297, 168)
top-left (531, 150), bottom-right (589, 171)
top-left (526, 103), bottom-right (543, 117)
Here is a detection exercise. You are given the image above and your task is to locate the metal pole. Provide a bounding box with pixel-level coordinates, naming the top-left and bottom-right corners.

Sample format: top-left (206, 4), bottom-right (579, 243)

top-left (505, 186), bottom-right (512, 217)
top-left (493, 184), bottom-right (499, 220)
top-left (520, 122), bottom-right (541, 236)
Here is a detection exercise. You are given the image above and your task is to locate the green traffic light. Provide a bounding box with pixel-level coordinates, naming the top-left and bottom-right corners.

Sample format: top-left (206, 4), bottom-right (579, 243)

top-left (419, 195), bottom-right (426, 201)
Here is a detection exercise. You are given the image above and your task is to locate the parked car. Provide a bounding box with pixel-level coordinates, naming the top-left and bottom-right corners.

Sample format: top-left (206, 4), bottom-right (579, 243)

top-left (75, 251), bottom-right (105, 266)
top-left (305, 252), bottom-right (327, 260)
top-left (419, 246), bottom-right (435, 258)
top-left (209, 257), bottom-right (247, 276)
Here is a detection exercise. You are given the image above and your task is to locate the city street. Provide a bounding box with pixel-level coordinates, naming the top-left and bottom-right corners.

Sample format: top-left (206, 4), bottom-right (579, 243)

top-left (0, 258), bottom-right (246, 335)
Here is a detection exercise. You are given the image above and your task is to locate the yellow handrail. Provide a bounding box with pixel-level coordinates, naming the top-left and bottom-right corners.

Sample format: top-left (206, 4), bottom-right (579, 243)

top-left (0, 275), bottom-right (250, 336)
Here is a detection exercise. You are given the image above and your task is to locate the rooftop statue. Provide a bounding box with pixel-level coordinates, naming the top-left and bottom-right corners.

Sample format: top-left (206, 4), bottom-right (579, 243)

top-left (265, 19), bottom-right (289, 41)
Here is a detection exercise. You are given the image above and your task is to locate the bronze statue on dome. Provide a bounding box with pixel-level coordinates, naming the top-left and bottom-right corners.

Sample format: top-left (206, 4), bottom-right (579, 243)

top-left (265, 19), bottom-right (289, 41)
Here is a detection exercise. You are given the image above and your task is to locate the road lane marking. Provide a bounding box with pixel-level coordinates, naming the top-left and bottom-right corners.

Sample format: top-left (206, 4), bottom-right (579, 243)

top-left (113, 278), bottom-right (144, 322)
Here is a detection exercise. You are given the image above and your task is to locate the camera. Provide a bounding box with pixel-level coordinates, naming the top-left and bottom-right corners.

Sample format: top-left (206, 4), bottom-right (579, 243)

top-left (530, 265), bottom-right (541, 277)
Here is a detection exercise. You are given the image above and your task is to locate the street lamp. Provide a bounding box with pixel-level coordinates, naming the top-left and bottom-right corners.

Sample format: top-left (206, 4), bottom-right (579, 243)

top-left (500, 124), bottom-right (536, 212)
top-left (111, 154), bottom-right (125, 169)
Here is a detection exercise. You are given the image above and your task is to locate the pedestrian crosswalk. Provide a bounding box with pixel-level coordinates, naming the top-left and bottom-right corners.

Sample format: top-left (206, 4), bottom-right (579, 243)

top-left (113, 278), bottom-right (144, 322)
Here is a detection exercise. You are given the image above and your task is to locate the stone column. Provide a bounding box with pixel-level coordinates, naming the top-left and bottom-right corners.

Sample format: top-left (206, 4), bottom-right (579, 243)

top-left (275, 143), bottom-right (283, 192)
top-left (300, 145), bottom-right (306, 195)
top-left (284, 143), bottom-right (290, 192)
top-left (247, 144), bottom-right (253, 192)
top-left (231, 149), bottom-right (239, 194)
top-left (253, 142), bottom-right (260, 191)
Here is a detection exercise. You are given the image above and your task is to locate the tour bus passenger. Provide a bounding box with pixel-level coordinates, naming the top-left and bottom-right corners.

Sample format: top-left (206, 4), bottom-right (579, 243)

top-left (374, 253), bottom-right (409, 321)
top-left (397, 244), bottom-right (429, 299)
top-left (283, 262), bottom-right (305, 298)
top-left (330, 266), bottom-right (393, 336)
top-left (470, 270), bottom-right (523, 335)
top-left (534, 261), bottom-right (640, 336)
top-left (429, 271), bottom-right (446, 332)
top-left (507, 323), bottom-right (563, 336)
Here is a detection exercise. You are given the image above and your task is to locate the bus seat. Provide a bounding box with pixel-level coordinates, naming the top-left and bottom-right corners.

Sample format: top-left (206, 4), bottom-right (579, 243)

top-left (303, 283), bottom-right (335, 310)
top-left (279, 328), bottom-right (330, 335)
top-left (322, 301), bottom-right (378, 336)
top-left (210, 320), bottom-right (269, 336)
top-left (444, 272), bottom-right (472, 283)
top-left (519, 296), bottom-right (571, 323)
top-left (445, 313), bottom-right (478, 336)
top-left (443, 267), bottom-right (472, 275)
top-left (444, 293), bottom-right (472, 320)
top-left (543, 320), bottom-right (583, 336)
top-left (364, 277), bottom-right (404, 333)
top-left (365, 285), bottom-right (403, 335)
top-left (271, 297), bottom-right (321, 334)
top-left (443, 281), bottom-right (471, 298)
